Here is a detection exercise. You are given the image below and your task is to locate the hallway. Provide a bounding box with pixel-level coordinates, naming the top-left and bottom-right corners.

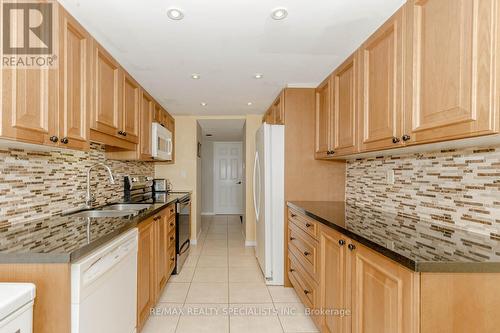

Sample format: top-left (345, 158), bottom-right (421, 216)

top-left (142, 215), bottom-right (319, 333)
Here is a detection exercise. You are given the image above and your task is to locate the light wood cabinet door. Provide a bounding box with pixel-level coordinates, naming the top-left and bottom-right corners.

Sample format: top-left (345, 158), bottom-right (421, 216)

top-left (140, 90), bottom-right (153, 160)
top-left (404, 0), bottom-right (499, 144)
top-left (137, 219), bottom-right (156, 332)
top-left (92, 43), bottom-right (121, 137)
top-left (1, 67), bottom-right (58, 146)
top-left (359, 8), bottom-right (404, 152)
top-left (58, 7), bottom-right (91, 151)
top-left (122, 72), bottom-right (140, 144)
top-left (350, 241), bottom-right (419, 333)
top-left (155, 213), bottom-right (169, 298)
top-left (315, 76), bottom-right (333, 159)
top-left (332, 54), bottom-right (358, 156)
top-left (318, 226), bottom-right (349, 333)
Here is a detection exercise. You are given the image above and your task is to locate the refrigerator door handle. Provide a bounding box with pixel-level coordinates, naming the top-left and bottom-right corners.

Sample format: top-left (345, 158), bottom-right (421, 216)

top-left (253, 151), bottom-right (261, 220)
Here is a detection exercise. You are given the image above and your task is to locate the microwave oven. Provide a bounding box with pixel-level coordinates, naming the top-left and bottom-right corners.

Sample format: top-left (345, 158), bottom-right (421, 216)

top-left (151, 122), bottom-right (173, 161)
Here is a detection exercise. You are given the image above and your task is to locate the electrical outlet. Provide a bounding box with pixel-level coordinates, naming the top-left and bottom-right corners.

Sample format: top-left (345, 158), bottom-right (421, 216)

top-left (386, 170), bottom-right (395, 185)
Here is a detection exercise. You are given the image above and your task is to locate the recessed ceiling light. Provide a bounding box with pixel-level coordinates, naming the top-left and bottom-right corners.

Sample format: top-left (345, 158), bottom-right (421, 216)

top-left (191, 73), bottom-right (200, 79)
top-left (167, 8), bottom-right (184, 20)
top-left (200, 102), bottom-right (207, 106)
top-left (247, 102), bottom-right (253, 106)
top-left (271, 8), bottom-right (288, 20)
top-left (254, 73), bottom-right (264, 79)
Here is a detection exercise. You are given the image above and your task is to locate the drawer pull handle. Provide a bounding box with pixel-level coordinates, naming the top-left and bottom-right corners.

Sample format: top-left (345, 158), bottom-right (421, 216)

top-left (338, 240), bottom-right (345, 246)
top-left (291, 213), bottom-right (297, 217)
top-left (303, 251), bottom-right (310, 256)
top-left (348, 244), bottom-right (356, 251)
top-left (303, 289), bottom-right (310, 295)
top-left (305, 223), bottom-right (312, 228)
top-left (289, 237), bottom-right (295, 241)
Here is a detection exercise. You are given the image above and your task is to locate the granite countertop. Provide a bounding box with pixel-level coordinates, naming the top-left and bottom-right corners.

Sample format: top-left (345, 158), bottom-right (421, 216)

top-left (287, 201), bottom-right (500, 273)
top-left (0, 192), bottom-right (190, 264)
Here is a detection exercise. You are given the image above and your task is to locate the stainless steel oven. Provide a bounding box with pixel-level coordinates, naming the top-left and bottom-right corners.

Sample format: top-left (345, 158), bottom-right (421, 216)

top-left (174, 195), bottom-right (191, 274)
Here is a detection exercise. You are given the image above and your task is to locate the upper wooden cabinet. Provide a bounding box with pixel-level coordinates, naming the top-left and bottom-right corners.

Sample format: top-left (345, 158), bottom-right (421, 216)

top-left (122, 72), bottom-right (141, 144)
top-left (332, 54), bottom-right (358, 156)
top-left (0, 6), bottom-right (91, 150)
top-left (263, 91), bottom-right (285, 125)
top-left (404, 0), bottom-right (499, 144)
top-left (359, 8), bottom-right (404, 152)
top-left (58, 7), bottom-right (92, 151)
top-left (315, 76), bottom-right (333, 159)
top-left (315, 0), bottom-right (500, 159)
top-left (139, 91), bottom-right (154, 160)
top-left (92, 43), bottom-right (121, 138)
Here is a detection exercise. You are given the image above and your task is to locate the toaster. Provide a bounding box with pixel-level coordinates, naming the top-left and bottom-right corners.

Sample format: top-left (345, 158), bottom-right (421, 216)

top-left (153, 179), bottom-right (172, 192)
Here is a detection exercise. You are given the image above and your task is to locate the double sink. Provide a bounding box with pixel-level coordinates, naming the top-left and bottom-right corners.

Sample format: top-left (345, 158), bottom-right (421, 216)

top-left (70, 203), bottom-right (152, 219)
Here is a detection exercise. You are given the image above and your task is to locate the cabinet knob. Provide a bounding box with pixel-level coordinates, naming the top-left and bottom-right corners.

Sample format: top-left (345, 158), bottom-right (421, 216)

top-left (122, 131), bottom-right (127, 136)
top-left (327, 150), bottom-right (335, 155)
top-left (170, 222), bottom-right (174, 227)
top-left (338, 239), bottom-right (345, 246)
top-left (392, 137), bottom-right (400, 144)
top-left (303, 289), bottom-right (310, 295)
top-left (289, 268), bottom-right (295, 273)
top-left (60, 137), bottom-right (69, 144)
top-left (118, 130), bottom-right (123, 135)
top-left (402, 134), bottom-right (411, 142)
top-left (305, 223), bottom-right (312, 228)
top-left (153, 216), bottom-right (161, 221)
top-left (170, 236), bottom-right (174, 241)
top-left (303, 251), bottom-right (310, 256)
top-left (49, 136), bottom-right (59, 143)
top-left (290, 213), bottom-right (296, 218)
top-left (289, 237), bottom-right (295, 241)
top-left (348, 244), bottom-right (356, 251)
top-left (170, 256), bottom-right (175, 261)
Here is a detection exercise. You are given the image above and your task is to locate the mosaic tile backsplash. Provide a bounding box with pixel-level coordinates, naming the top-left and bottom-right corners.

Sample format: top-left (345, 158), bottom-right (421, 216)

top-left (0, 143), bottom-right (153, 226)
top-left (346, 146), bottom-right (500, 236)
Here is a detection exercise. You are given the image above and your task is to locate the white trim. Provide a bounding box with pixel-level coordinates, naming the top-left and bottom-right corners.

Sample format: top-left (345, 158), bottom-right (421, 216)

top-left (201, 212), bottom-right (215, 216)
top-left (286, 82), bottom-right (318, 88)
top-left (190, 229), bottom-right (203, 245)
top-left (245, 240), bottom-right (256, 247)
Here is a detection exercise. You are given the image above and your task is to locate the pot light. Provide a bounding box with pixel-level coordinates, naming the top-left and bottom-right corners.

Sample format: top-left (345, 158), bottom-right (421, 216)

top-left (200, 102), bottom-right (207, 106)
top-left (191, 73), bottom-right (200, 79)
top-left (254, 73), bottom-right (264, 79)
top-left (167, 8), bottom-right (184, 20)
top-left (271, 8), bottom-right (288, 20)
top-left (247, 102), bottom-right (253, 106)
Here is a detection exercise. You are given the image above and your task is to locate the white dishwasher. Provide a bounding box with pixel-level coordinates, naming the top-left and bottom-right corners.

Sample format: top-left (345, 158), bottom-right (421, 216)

top-left (71, 228), bottom-right (138, 333)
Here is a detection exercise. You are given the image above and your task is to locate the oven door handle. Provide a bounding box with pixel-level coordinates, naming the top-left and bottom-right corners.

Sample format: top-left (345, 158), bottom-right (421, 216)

top-left (179, 239), bottom-right (190, 255)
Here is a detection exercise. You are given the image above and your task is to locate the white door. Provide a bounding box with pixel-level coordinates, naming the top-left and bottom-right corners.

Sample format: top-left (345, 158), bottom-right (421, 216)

top-left (214, 142), bottom-right (244, 214)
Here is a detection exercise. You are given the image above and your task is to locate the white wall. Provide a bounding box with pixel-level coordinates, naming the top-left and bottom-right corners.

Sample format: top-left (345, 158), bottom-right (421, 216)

top-left (201, 140), bottom-right (214, 214)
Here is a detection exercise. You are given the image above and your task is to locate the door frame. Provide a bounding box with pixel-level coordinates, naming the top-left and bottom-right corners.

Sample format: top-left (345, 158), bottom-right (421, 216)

top-left (213, 141), bottom-right (245, 215)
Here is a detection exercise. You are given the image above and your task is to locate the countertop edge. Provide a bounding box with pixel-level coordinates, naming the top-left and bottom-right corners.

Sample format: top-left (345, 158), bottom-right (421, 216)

top-left (287, 201), bottom-right (500, 273)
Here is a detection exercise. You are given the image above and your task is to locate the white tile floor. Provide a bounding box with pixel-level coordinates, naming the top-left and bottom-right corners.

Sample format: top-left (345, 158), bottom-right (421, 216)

top-left (142, 215), bottom-right (319, 333)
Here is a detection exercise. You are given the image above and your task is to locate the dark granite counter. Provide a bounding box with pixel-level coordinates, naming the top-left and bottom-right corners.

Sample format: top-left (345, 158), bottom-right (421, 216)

top-left (287, 201), bottom-right (500, 273)
top-left (0, 192), bottom-right (190, 263)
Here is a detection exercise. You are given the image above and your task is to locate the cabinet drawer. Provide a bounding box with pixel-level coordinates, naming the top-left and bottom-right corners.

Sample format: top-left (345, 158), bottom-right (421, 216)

top-left (167, 228), bottom-right (176, 249)
top-left (288, 224), bottom-right (319, 283)
top-left (164, 204), bottom-right (176, 221)
top-left (167, 216), bottom-right (176, 233)
top-left (288, 208), bottom-right (318, 239)
top-left (288, 251), bottom-right (318, 309)
top-left (168, 245), bottom-right (176, 275)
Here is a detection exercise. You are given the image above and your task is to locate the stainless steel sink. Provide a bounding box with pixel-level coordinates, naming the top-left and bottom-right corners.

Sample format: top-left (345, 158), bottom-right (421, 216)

top-left (104, 203), bottom-right (152, 211)
top-left (71, 210), bottom-right (136, 218)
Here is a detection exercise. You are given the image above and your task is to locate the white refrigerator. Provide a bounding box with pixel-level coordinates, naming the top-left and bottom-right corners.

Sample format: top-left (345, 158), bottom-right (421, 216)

top-left (253, 123), bottom-right (284, 285)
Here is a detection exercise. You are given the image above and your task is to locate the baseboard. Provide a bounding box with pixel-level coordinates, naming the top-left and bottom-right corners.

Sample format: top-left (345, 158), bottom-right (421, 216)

top-left (245, 240), bottom-right (256, 247)
top-left (201, 212), bottom-right (215, 216)
top-left (191, 229), bottom-right (203, 245)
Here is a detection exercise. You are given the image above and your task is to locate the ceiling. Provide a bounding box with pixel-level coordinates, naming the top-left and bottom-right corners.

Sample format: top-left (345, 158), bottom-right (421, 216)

top-left (59, 0), bottom-right (405, 116)
top-left (198, 119), bottom-right (245, 141)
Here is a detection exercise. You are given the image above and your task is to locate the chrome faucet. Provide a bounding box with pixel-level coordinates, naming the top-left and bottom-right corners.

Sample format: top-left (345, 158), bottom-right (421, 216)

top-left (85, 163), bottom-right (116, 208)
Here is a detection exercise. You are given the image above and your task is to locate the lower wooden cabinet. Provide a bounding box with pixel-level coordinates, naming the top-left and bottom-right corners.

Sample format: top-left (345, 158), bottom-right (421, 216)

top-left (137, 203), bottom-right (176, 332)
